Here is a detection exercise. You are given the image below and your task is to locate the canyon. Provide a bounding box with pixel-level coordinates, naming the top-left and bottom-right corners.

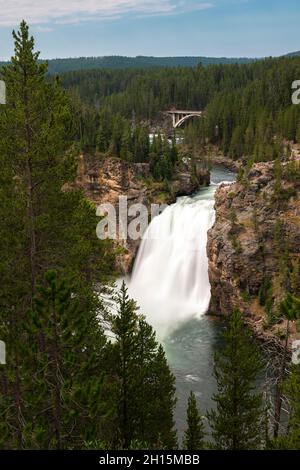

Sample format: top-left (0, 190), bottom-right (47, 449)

top-left (76, 150), bottom-right (300, 348)
top-left (208, 157), bottom-right (300, 346)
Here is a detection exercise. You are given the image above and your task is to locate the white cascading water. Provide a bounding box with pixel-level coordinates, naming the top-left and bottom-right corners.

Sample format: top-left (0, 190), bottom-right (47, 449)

top-left (129, 186), bottom-right (218, 339)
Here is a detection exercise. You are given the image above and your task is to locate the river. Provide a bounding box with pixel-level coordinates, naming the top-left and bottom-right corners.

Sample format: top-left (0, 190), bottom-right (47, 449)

top-left (127, 166), bottom-right (236, 438)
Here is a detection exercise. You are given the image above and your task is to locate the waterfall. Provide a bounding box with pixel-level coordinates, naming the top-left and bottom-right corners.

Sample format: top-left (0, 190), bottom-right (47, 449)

top-left (129, 187), bottom-right (217, 339)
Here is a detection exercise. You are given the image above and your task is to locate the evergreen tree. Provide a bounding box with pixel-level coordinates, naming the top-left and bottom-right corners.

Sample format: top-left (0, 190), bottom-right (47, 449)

top-left (97, 123), bottom-right (109, 152)
top-left (273, 293), bottom-right (300, 438)
top-left (134, 319), bottom-right (177, 449)
top-left (0, 21), bottom-right (115, 449)
top-left (110, 282), bottom-right (139, 448)
top-left (207, 310), bottom-right (264, 450)
top-left (23, 271), bottom-right (109, 449)
top-left (120, 123), bottom-right (133, 161)
top-left (244, 125), bottom-right (255, 156)
top-left (133, 125), bottom-right (150, 163)
top-left (229, 125), bottom-right (244, 159)
top-left (109, 114), bottom-right (124, 157)
top-left (271, 363), bottom-right (300, 450)
top-left (134, 319), bottom-right (159, 445)
top-left (170, 136), bottom-right (179, 165)
top-left (283, 364), bottom-right (300, 448)
top-left (183, 392), bottom-right (205, 450)
top-left (109, 282), bottom-right (177, 449)
top-left (291, 259), bottom-right (300, 297)
top-left (149, 345), bottom-right (177, 449)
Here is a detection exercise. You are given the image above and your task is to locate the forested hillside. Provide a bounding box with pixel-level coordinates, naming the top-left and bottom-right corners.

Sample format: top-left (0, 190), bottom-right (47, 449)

top-left (0, 55), bottom-right (255, 75)
top-left (61, 57), bottom-right (300, 163)
top-left (0, 52), bottom-right (297, 75)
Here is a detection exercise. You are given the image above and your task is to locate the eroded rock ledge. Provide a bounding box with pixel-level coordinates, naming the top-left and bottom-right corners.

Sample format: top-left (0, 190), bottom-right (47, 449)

top-left (207, 159), bottom-right (300, 345)
top-left (76, 153), bottom-right (210, 273)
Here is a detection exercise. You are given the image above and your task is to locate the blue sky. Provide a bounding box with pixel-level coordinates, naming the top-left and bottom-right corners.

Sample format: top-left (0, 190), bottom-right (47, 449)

top-left (0, 0), bottom-right (299, 59)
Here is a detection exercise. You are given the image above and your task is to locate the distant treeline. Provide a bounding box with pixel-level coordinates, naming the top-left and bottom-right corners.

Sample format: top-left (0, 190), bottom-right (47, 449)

top-left (61, 57), bottom-right (300, 161)
top-left (0, 55), bottom-right (256, 75)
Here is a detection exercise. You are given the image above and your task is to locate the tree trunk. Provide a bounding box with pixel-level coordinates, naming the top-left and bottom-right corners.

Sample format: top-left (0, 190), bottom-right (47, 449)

top-left (273, 320), bottom-right (289, 438)
top-left (24, 76), bottom-right (37, 306)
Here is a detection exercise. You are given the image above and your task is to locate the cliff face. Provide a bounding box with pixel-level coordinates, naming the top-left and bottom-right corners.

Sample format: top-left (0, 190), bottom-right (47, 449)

top-left (76, 153), bottom-right (210, 272)
top-left (76, 154), bottom-right (209, 205)
top-left (207, 159), bottom-right (300, 344)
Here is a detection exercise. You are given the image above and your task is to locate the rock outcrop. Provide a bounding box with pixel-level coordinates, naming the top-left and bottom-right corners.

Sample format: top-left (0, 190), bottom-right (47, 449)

top-left (76, 153), bottom-right (210, 273)
top-left (207, 159), bottom-right (300, 345)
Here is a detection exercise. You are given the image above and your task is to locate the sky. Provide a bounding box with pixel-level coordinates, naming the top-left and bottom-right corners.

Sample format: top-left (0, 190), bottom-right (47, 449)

top-left (0, 0), bottom-right (299, 60)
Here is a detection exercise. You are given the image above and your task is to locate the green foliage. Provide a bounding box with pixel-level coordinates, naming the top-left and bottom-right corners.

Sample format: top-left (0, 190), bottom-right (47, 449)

top-left (207, 310), bottom-right (264, 450)
top-left (291, 259), bottom-right (300, 297)
top-left (259, 278), bottom-right (282, 329)
top-left (282, 364), bottom-right (300, 448)
top-left (241, 290), bottom-right (251, 302)
top-left (61, 56), bottom-right (300, 163)
top-left (44, 55), bottom-right (256, 75)
top-left (283, 160), bottom-right (300, 184)
top-left (0, 21), bottom-right (114, 450)
top-left (183, 392), bottom-right (206, 450)
top-left (109, 282), bottom-right (177, 449)
top-left (150, 133), bottom-right (177, 181)
top-left (280, 293), bottom-right (300, 322)
top-left (259, 278), bottom-right (272, 307)
top-left (271, 364), bottom-right (300, 450)
top-left (25, 271), bottom-right (108, 449)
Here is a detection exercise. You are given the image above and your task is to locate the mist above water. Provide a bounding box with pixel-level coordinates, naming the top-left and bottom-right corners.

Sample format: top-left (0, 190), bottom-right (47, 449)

top-left (129, 185), bottom-right (218, 338)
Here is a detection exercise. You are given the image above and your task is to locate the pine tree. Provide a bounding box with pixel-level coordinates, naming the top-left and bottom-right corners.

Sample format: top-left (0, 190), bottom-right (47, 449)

top-left (133, 318), bottom-right (177, 449)
top-left (134, 319), bottom-right (158, 445)
top-left (110, 281), bottom-right (139, 448)
top-left (291, 260), bottom-right (300, 297)
top-left (23, 271), bottom-right (109, 449)
top-left (170, 136), bottom-right (178, 165)
top-left (109, 282), bottom-right (177, 449)
top-left (149, 345), bottom-right (177, 449)
top-left (207, 310), bottom-right (264, 450)
top-left (109, 114), bottom-right (124, 157)
top-left (229, 125), bottom-right (244, 159)
top-left (244, 125), bottom-right (255, 156)
top-left (183, 392), bottom-right (205, 450)
top-left (0, 21), bottom-right (71, 447)
top-left (283, 364), bottom-right (300, 448)
top-left (271, 364), bottom-right (300, 449)
top-left (120, 123), bottom-right (133, 161)
top-left (273, 294), bottom-right (300, 438)
top-left (0, 21), bottom-right (115, 449)
top-left (133, 125), bottom-right (150, 163)
top-left (97, 123), bottom-right (109, 152)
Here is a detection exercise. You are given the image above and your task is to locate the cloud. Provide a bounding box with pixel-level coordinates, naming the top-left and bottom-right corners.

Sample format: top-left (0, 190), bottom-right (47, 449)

top-left (33, 26), bottom-right (53, 33)
top-left (0, 1), bottom-right (213, 27)
top-left (139, 1), bottom-right (213, 18)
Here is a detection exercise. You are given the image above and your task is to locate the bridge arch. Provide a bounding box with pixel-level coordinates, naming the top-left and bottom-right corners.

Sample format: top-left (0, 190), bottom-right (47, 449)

top-left (174, 113), bottom-right (202, 128)
top-left (166, 109), bottom-right (203, 129)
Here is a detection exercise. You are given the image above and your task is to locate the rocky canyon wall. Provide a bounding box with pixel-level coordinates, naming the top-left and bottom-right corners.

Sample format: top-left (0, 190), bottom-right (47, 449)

top-left (207, 158), bottom-right (300, 345)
